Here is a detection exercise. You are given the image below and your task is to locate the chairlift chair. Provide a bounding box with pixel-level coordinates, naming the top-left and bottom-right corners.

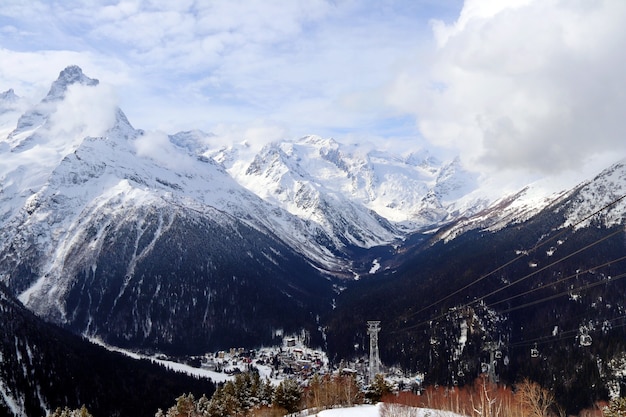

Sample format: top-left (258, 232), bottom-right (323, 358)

top-left (580, 334), bottom-right (592, 347)
top-left (530, 344), bottom-right (539, 358)
top-left (579, 327), bottom-right (593, 347)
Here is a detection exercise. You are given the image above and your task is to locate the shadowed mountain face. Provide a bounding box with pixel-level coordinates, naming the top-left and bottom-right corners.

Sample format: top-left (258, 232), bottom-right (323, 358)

top-left (0, 283), bottom-right (215, 417)
top-left (325, 162), bottom-right (626, 414)
top-left (0, 66), bottom-right (491, 355)
top-left (1, 67), bottom-right (626, 415)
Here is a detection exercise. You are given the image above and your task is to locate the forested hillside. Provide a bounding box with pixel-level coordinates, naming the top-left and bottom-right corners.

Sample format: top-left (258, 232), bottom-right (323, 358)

top-left (326, 192), bottom-right (626, 414)
top-left (0, 283), bottom-right (215, 417)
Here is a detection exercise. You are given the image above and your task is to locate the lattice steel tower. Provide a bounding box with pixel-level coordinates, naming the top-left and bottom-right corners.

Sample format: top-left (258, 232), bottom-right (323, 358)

top-left (367, 320), bottom-right (381, 382)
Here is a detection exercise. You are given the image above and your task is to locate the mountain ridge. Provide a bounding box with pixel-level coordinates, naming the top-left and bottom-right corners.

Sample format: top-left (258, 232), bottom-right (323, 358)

top-left (0, 282), bottom-right (215, 417)
top-left (1, 68), bottom-right (626, 412)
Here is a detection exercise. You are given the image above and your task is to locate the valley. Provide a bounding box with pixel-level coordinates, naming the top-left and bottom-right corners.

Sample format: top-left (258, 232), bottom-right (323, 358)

top-left (1, 66), bottom-right (625, 416)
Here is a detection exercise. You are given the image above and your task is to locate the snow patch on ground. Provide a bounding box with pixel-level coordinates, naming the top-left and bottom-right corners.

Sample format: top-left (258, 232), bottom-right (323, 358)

top-left (309, 403), bottom-right (466, 417)
top-left (0, 377), bottom-right (25, 417)
top-left (369, 259), bottom-right (381, 274)
top-left (88, 337), bottom-right (233, 383)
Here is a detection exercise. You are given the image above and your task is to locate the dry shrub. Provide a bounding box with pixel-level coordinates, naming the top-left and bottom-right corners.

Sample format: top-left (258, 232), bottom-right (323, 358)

top-left (382, 377), bottom-right (530, 417)
top-left (302, 374), bottom-right (363, 411)
top-left (249, 406), bottom-right (288, 417)
top-left (516, 379), bottom-right (555, 417)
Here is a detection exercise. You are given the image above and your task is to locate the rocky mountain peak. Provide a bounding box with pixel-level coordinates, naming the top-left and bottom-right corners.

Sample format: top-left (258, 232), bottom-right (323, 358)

top-left (43, 65), bottom-right (99, 103)
top-left (0, 89), bottom-right (21, 116)
top-left (0, 88), bottom-right (19, 103)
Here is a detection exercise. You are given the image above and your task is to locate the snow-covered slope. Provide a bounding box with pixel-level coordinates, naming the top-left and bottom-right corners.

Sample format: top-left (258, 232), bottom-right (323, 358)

top-left (2, 65), bottom-right (625, 355)
top-left (0, 89), bottom-right (26, 139)
top-left (0, 67), bottom-right (344, 350)
top-left (434, 158), bottom-right (626, 243)
top-left (560, 158), bottom-right (626, 229)
top-left (211, 136), bottom-right (488, 235)
top-left (217, 137), bottom-right (402, 248)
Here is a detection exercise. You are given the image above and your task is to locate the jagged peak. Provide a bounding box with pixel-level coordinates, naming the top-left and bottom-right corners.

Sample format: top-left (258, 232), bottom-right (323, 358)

top-left (43, 65), bottom-right (99, 102)
top-left (168, 129), bottom-right (213, 154)
top-left (299, 135), bottom-right (338, 149)
top-left (105, 107), bottom-right (136, 140)
top-left (0, 88), bottom-right (19, 102)
top-left (590, 157), bottom-right (626, 182)
top-left (437, 156), bottom-right (464, 178)
top-left (245, 142), bottom-right (289, 176)
top-left (404, 149), bottom-right (441, 168)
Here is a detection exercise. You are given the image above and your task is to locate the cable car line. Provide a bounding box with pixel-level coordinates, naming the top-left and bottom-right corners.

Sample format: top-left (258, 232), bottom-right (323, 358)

top-left (498, 272), bottom-right (626, 314)
top-left (487, 254), bottom-right (626, 308)
top-left (472, 227), bottom-right (625, 305)
top-left (399, 193), bottom-right (626, 326)
top-left (509, 313), bottom-right (626, 348)
top-left (396, 227), bottom-right (625, 333)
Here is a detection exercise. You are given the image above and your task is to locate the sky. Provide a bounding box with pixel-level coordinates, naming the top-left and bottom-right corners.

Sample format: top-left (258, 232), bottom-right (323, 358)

top-left (1, 0), bottom-right (626, 189)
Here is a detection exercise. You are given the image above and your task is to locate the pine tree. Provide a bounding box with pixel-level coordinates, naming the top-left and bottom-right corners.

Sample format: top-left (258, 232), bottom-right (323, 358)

top-left (196, 394), bottom-right (211, 416)
top-left (220, 379), bottom-right (241, 416)
top-left (367, 374), bottom-right (392, 403)
top-left (258, 377), bottom-right (274, 407)
top-left (273, 379), bottom-right (302, 414)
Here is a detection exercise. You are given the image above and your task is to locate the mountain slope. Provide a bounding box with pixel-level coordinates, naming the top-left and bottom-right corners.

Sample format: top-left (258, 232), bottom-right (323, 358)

top-left (325, 159), bottom-right (626, 413)
top-left (216, 136), bottom-right (488, 233)
top-left (0, 67), bottom-right (341, 353)
top-left (2, 67), bottom-right (626, 415)
top-left (0, 283), bottom-right (215, 417)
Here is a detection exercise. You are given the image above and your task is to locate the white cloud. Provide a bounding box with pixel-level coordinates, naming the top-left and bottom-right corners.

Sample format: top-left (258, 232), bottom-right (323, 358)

top-left (133, 130), bottom-right (185, 169)
top-left (389, 0), bottom-right (626, 179)
top-left (7, 0), bottom-right (622, 189)
top-left (1, 1), bottom-right (448, 141)
top-left (209, 122), bottom-right (290, 151)
top-left (0, 49), bottom-right (132, 100)
top-left (49, 83), bottom-right (118, 139)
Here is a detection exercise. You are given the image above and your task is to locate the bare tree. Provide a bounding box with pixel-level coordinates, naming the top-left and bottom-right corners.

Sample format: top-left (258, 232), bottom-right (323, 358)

top-left (516, 379), bottom-right (555, 417)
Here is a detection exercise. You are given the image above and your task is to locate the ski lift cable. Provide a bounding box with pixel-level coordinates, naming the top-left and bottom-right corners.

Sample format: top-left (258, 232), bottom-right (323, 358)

top-left (411, 268), bottom-right (626, 338)
top-left (509, 313), bottom-right (626, 348)
top-left (400, 193), bottom-right (626, 325)
top-left (487, 254), bottom-right (626, 308)
top-left (396, 228), bottom-right (625, 334)
top-left (498, 271), bottom-right (626, 314)
top-left (507, 303), bottom-right (626, 347)
top-left (472, 227), bottom-right (625, 306)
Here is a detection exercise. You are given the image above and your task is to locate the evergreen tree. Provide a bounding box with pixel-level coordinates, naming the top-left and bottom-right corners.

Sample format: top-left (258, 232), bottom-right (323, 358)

top-left (273, 379), bottom-right (302, 413)
top-left (258, 377), bottom-right (274, 407)
top-left (367, 374), bottom-right (391, 403)
top-left (220, 380), bottom-right (241, 416)
top-left (196, 394), bottom-right (211, 416)
top-left (232, 373), bottom-right (248, 411)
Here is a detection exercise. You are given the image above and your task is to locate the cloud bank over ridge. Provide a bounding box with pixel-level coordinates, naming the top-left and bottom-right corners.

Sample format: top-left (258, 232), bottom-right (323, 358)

top-left (1, 0), bottom-right (625, 186)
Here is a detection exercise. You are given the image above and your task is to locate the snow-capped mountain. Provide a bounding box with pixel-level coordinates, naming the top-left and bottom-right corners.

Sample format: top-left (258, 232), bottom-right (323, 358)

top-left (0, 66), bottom-right (501, 353)
top-left (0, 67), bottom-right (344, 351)
top-left (0, 89), bottom-right (27, 148)
top-left (327, 158), bottom-right (626, 414)
top-left (213, 136), bottom-right (487, 233)
top-left (433, 158), bottom-right (626, 243)
top-left (1, 65), bottom-right (625, 360)
top-left (2, 65), bottom-right (626, 414)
